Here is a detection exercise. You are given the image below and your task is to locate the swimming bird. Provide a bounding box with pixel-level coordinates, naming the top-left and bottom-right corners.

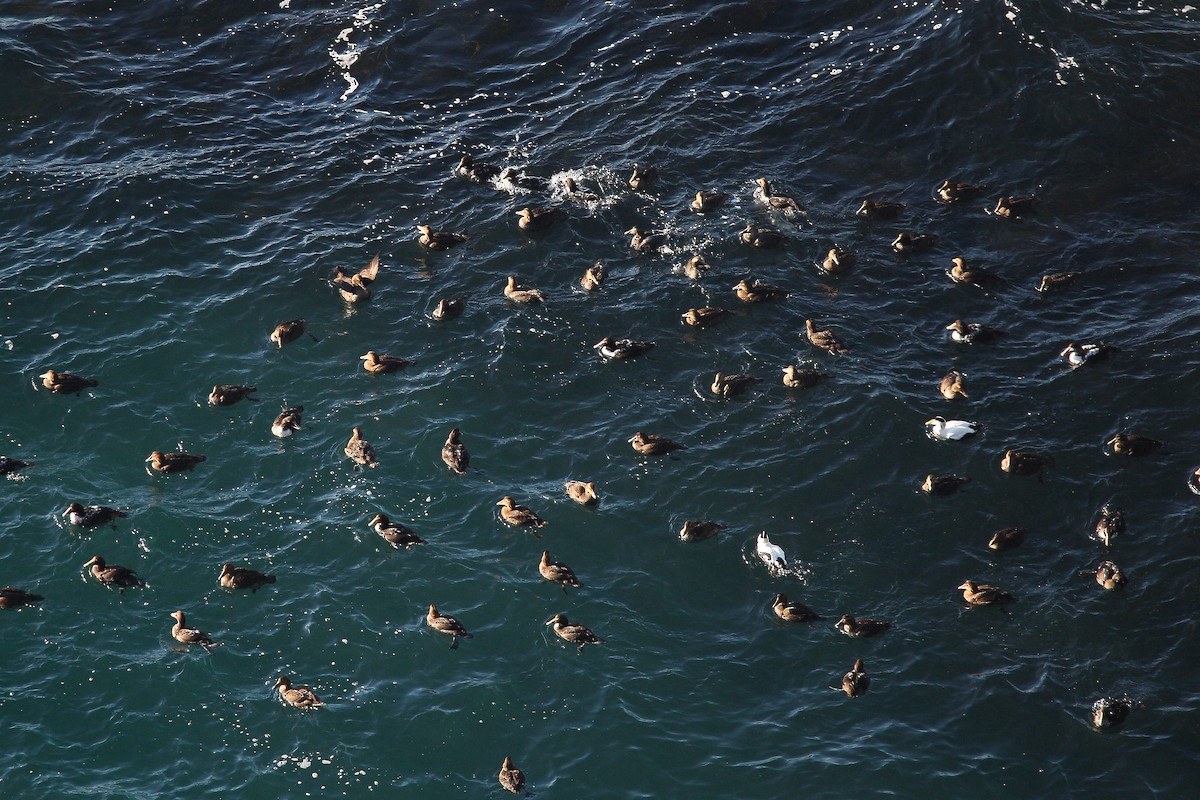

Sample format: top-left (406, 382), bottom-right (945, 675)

top-left (835, 615), bottom-right (891, 637)
top-left (1037, 272), bottom-right (1081, 293)
top-left (360, 350), bottom-right (415, 374)
top-left (772, 593), bottom-right (821, 622)
top-left (369, 513), bottom-right (426, 549)
top-left (431, 296), bottom-right (466, 321)
top-left (739, 223), bottom-right (788, 248)
top-left (330, 254), bottom-right (380, 303)
top-left (921, 474), bottom-right (970, 496)
top-left (83, 555), bottom-right (145, 593)
top-left (690, 189), bottom-right (727, 213)
top-left (271, 405), bottom-right (303, 438)
top-left (63, 502), bottom-right (127, 528)
top-left (1060, 341), bottom-right (1117, 368)
top-left (1095, 504), bottom-right (1126, 546)
top-left (504, 275), bottom-right (545, 303)
top-left (270, 318), bottom-right (307, 348)
top-left (681, 254), bottom-right (710, 279)
top-left (219, 563), bottom-right (276, 591)
top-left (820, 246), bottom-right (856, 274)
top-left (625, 226), bottom-right (667, 252)
top-left (806, 319), bottom-right (848, 355)
top-left (0, 455), bottom-right (32, 476)
top-left (539, 550), bottom-right (581, 593)
top-left (992, 195), bottom-right (1037, 218)
top-left (564, 480), bottom-right (599, 506)
top-left (545, 613), bottom-right (603, 650)
top-left (628, 431), bottom-right (684, 455)
top-left (417, 225), bottom-right (468, 250)
top-left (782, 365), bottom-right (830, 389)
top-left (958, 580), bottom-right (1013, 606)
top-left (856, 199), bottom-right (905, 219)
top-left (629, 164), bottom-right (658, 190)
top-left (515, 207), bottom-right (563, 231)
top-left (427, 603), bottom-right (473, 648)
top-left (1092, 697), bottom-right (1137, 729)
top-left (754, 178), bottom-right (805, 217)
top-left (840, 658), bottom-right (870, 698)
top-left (497, 496), bottom-right (548, 529)
top-left (39, 369), bottom-right (97, 394)
top-left (345, 426), bottom-right (379, 468)
top-left (734, 278), bottom-right (787, 303)
top-left (0, 587), bottom-right (43, 609)
top-left (1095, 560), bottom-right (1127, 590)
top-left (594, 336), bottom-right (655, 360)
top-left (988, 527), bottom-right (1028, 551)
top-left (1000, 449), bottom-right (1053, 475)
top-left (678, 519), bottom-right (723, 542)
top-left (681, 307), bottom-right (728, 328)
top-left (945, 319), bottom-right (1004, 344)
top-left (580, 260), bottom-right (606, 292)
top-left (499, 167), bottom-right (547, 192)
top-left (170, 610), bottom-right (219, 651)
top-left (1107, 433), bottom-right (1163, 457)
top-left (936, 180), bottom-right (986, 203)
top-left (499, 756), bottom-right (526, 795)
top-left (891, 232), bottom-right (938, 253)
top-left (146, 451), bottom-right (207, 473)
top-left (454, 153), bottom-right (499, 183)
top-left (563, 176), bottom-right (600, 204)
top-left (939, 370), bottom-right (969, 400)
top-left (273, 675), bottom-right (324, 709)
top-left (441, 428), bottom-right (469, 475)
top-left (924, 417), bottom-right (979, 441)
top-left (949, 257), bottom-right (1000, 287)
top-left (710, 372), bottom-right (759, 398)
top-left (208, 384), bottom-right (257, 406)
top-left (756, 532), bottom-right (787, 571)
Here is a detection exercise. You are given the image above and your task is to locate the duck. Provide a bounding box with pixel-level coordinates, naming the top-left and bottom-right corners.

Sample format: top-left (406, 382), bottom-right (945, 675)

top-left (545, 613), bottom-right (603, 650)
top-left (270, 318), bottom-right (307, 348)
top-left (427, 603), bottom-right (473, 648)
top-left (0, 587), bottom-right (43, 609)
top-left (441, 428), bottom-right (469, 475)
top-left (1000, 449), bottom-right (1053, 475)
top-left (271, 405), bottom-right (303, 438)
top-left (1060, 341), bottom-right (1117, 368)
top-left (169, 610), bottom-right (219, 651)
top-left (921, 474), bottom-right (970, 496)
top-left (63, 502), bottom-right (127, 528)
top-left (678, 519), bottom-right (723, 542)
top-left (835, 615), bottom-right (891, 637)
top-left (958, 580), bottom-right (1013, 606)
top-left (710, 372), bottom-right (759, 398)
top-left (681, 307), bottom-right (728, 328)
top-left (840, 659), bottom-right (870, 698)
top-left (208, 384), bottom-right (258, 406)
top-left (272, 675), bottom-right (325, 709)
top-left (756, 532), bottom-right (787, 571)
top-left (594, 336), bottom-right (655, 360)
top-left (1095, 560), bottom-right (1127, 590)
top-left (625, 226), bottom-right (668, 252)
top-left (345, 426), bottom-right (379, 468)
top-left (924, 417), bottom-right (979, 441)
top-left (681, 254), bottom-right (711, 279)
top-left (628, 431), bottom-right (684, 456)
top-left (563, 176), bottom-right (600, 204)
top-left (1095, 504), bottom-right (1126, 546)
top-left (580, 260), bottom-right (606, 292)
top-left (368, 513), bottom-right (427, 549)
top-left (782, 365), bottom-right (830, 389)
top-left (499, 167), bottom-right (548, 192)
top-left (939, 370), bottom-right (969, 400)
top-left (39, 369), bottom-right (98, 394)
top-left (564, 480), bottom-right (599, 506)
top-left (515, 206), bottom-right (563, 231)
top-left (690, 189), bottom-right (727, 213)
top-left (497, 496), bottom-right (548, 529)
top-left (739, 223), bottom-right (788, 248)
top-left (992, 195), bottom-right (1037, 218)
top-left (988, 527), bottom-right (1028, 551)
top-left (734, 278), bottom-right (787, 303)
top-left (820, 246), bottom-right (856, 274)
top-left (146, 451), bottom-right (207, 473)
top-left (936, 179), bottom-right (986, 203)
top-left (945, 319), bottom-right (1004, 345)
top-left (83, 555), bottom-right (145, 593)
top-left (431, 296), bottom-right (467, 321)
top-left (498, 756), bottom-right (526, 795)
top-left (454, 153), bottom-right (499, 183)
top-left (1037, 272), bottom-right (1081, 293)
top-left (1107, 433), bottom-right (1163, 457)
top-left (806, 319), bottom-right (849, 355)
top-left (754, 178), bottom-right (805, 217)
top-left (219, 563), bottom-right (276, 591)
top-left (504, 275), bottom-right (545, 304)
top-left (891, 232), bottom-right (938, 253)
top-left (417, 225), bottom-right (468, 250)
top-left (772, 593), bottom-right (820, 622)
top-left (1092, 697), bottom-right (1137, 729)
top-left (949, 256), bottom-right (1000, 287)
top-left (360, 350), bottom-right (415, 374)
top-left (330, 254), bottom-right (380, 303)
top-left (539, 551), bottom-right (581, 592)
top-left (629, 164), bottom-right (658, 190)
top-left (856, 199), bottom-right (905, 219)
top-left (0, 455), bottom-right (32, 476)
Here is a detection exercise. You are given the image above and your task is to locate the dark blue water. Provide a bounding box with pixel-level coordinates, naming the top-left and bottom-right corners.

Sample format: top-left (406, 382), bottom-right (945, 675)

top-left (3, 1), bottom-right (1200, 797)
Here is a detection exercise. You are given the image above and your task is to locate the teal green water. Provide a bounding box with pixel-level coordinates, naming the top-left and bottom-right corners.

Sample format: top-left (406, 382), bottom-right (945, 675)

top-left (4, 1), bottom-right (1200, 797)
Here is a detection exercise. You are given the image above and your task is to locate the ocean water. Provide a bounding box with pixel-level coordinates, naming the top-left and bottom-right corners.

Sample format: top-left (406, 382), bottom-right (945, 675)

top-left (3, 0), bottom-right (1200, 796)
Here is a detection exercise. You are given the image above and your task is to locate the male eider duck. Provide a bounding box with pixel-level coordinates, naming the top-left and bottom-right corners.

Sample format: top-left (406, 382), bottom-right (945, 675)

top-left (270, 318), bottom-right (307, 348)
top-left (454, 153), bottom-right (499, 183)
top-left (39, 369), bottom-right (98, 394)
top-left (679, 519), bottom-right (723, 542)
top-left (782, 365), bottom-right (830, 389)
top-left (515, 206), bottom-right (563, 231)
top-left (594, 336), bottom-right (655, 360)
top-left (958, 580), bottom-right (1013, 606)
top-left (988, 527), bottom-right (1028, 551)
top-left (499, 756), bottom-right (526, 795)
top-left (345, 427), bottom-right (379, 468)
top-left (629, 164), bottom-right (659, 190)
top-left (146, 451), bottom-right (207, 473)
top-left (417, 225), bottom-right (468, 250)
top-left (360, 350), bottom-right (415, 374)
top-left (271, 405), bottom-right (303, 438)
top-left (545, 613), bottom-right (603, 650)
top-left (856, 199), bottom-right (905, 219)
top-left (840, 659), bottom-right (870, 698)
top-left (734, 278), bottom-right (787, 303)
top-left (690, 189), bottom-right (727, 213)
top-left (497, 496), bottom-right (548, 529)
top-left (564, 480), bottom-right (599, 506)
top-left (1095, 504), bottom-right (1126, 546)
top-left (891, 232), bottom-right (938, 253)
top-left (754, 178), bottom-right (805, 217)
top-left (1000, 449), bottom-right (1053, 475)
top-left (806, 319), bottom-right (849, 355)
top-left (710, 372), bottom-right (759, 398)
top-left (820, 246), bottom-right (856, 274)
top-left (946, 319), bottom-right (1004, 345)
top-left (1060, 341), bottom-right (1116, 368)
top-left (835, 614), bottom-right (891, 637)
top-left (208, 384), bottom-right (257, 406)
top-left (427, 603), bottom-right (473, 648)
top-left (431, 296), bottom-right (466, 321)
top-left (992, 195), bottom-right (1037, 218)
top-left (939, 370), bottom-right (969, 400)
top-left (628, 431), bottom-right (684, 456)
top-left (504, 275), bottom-right (545, 304)
top-left (499, 167), bottom-right (547, 192)
top-left (1092, 697), bottom-right (1137, 729)
top-left (0, 587), bottom-right (43, 609)
top-left (756, 532), bottom-right (787, 571)
top-left (0, 455), bottom-right (32, 476)
top-left (739, 223), bottom-right (788, 248)
top-left (772, 592), bottom-right (821, 623)
top-left (681, 307), bottom-right (728, 328)
top-left (681, 254), bottom-right (710, 279)
top-left (330, 254), bottom-right (380, 303)
top-left (63, 502), bottom-right (127, 528)
top-left (936, 179), bottom-right (986, 203)
top-left (539, 550), bottom-right (581, 593)
top-left (83, 555), bottom-right (145, 593)
top-left (1095, 560), bottom-right (1127, 590)
top-left (219, 563), bottom-right (276, 591)
top-left (368, 513), bottom-right (427, 549)
top-left (625, 226), bottom-right (668, 252)
top-left (1037, 272), bottom-right (1081, 293)
top-left (921, 474), bottom-right (970, 496)
top-left (1106, 433), bottom-right (1163, 457)
top-left (273, 675), bottom-right (325, 709)
top-left (580, 260), bottom-right (606, 292)
top-left (170, 609), bottom-right (219, 651)
top-left (949, 256), bottom-right (1000, 287)
top-left (925, 417), bottom-right (979, 441)
top-left (441, 428), bottom-right (469, 475)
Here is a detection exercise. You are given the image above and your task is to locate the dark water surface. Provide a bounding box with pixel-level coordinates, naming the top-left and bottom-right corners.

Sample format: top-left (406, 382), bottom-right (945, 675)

top-left (3, 1), bottom-right (1200, 797)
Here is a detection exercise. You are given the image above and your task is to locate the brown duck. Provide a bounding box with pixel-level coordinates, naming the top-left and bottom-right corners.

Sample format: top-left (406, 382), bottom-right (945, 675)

top-left (0, 587), bottom-right (43, 609)
top-left (840, 658), bottom-right (870, 698)
top-left (39, 369), bottom-right (98, 394)
top-left (821, 246), bottom-right (856, 274)
top-left (345, 426), bottom-right (379, 468)
top-left (949, 257), bottom-right (1000, 287)
top-left (499, 756), bottom-right (526, 795)
top-left (1037, 272), bottom-right (1081, 293)
top-left (939, 370), bottom-right (968, 400)
top-left (330, 254), bottom-right (380, 302)
top-left (170, 610), bottom-right (219, 650)
top-left (369, 513), bottom-right (427, 549)
top-left (629, 164), bottom-right (658, 190)
top-left (946, 319), bottom-right (1003, 344)
top-left (515, 207), bottom-right (563, 232)
top-left (734, 279), bottom-right (788, 303)
top-left (690, 190), bottom-right (727, 213)
top-left (1095, 504), bottom-right (1125, 546)
top-left (273, 675), bottom-right (325, 709)
top-left (835, 614), bottom-right (891, 637)
top-left (1107, 433), bottom-right (1163, 457)
top-left (545, 613), bottom-right (603, 650)
top-left (417, 225), bottom-right (467, 250)
top-left (992, 195), bottom-right (1037, 218)
top-left (782, 365), bottom-right (830, 388)
top-left (270, 318), bottom-right (307, 348)
top-left (806, 319), bottom-right (848, 355)
top-left (629, 431), bottom-right (684, 455)
top-left (678, 519), bottom-right (723, 542)
top-left (1000, 449), bottom-right (1053, 476)
top-left (208, 384), bottom-right (257, 406)
top-left (891, 232), bottom-right (937, 253)
top-left (739, 223), bottom-right (788, 248)
top-left (360, 350), bottom-right (415, 374)
top-left (958, 580), bottom-right (1013, 606)
top-left (988, 527), bottom-right (1028, 551)
top-left (755, 178), bottom-right (805, 216)
top-left (84, 555), bottom-right (145, 593)
top-left (504, 275), bottom-right (545, 303)
top-left (219, 563), bottom-right (276, 591)
top-left (856, 199), bottom-right (905, 219)
top-left (936, 180), bottom-right (986, 203)
top-left (681, 254), bottom-right (711, 280)
top-left (625, 226), bottom-right (667, 252)
top-left (580, 261), bottom-right (606, 292)
top-left (146, 451), bottom-right (207, 473)
top-left (497, 496), bottom-right (548, 529)
top-left (1095, 560), bottom-right (1127, 590)
top-left (539, 550), bottom-right (581, 593)
top-left (441, 428), bottom-right (469, 475)
top-left (431, 296), bottom-right (466, 321)
top-left (565, 480), bottom-right (599, 505)
top-left (0, 455), bottom-right (32, 476)
top-left (681, 307), bottom-right (728, 328)
top-left (921, 474), bottom-right (970, 496)
top-left (772, 593), bottom-right (821, 623)
top-left (711, 372), bottom-right (759, 398)
top-left (427, 603), bottom-right (473, 648)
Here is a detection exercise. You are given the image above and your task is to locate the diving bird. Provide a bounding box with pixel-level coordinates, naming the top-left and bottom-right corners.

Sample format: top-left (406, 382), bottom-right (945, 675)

top-left (270, 318), bottom-right (307, 348)
top-left (219, 563), bottom-right (276, 592)
top-left (681, 254), bottom-right (711, 280)
top-left (992, 195), bottom-right (1037, 218)
top-left (498, 756), bottom-right (526, 795)
top-left (515, 206), bottom-right (563, 231)
top-left (580, 260), bottom-right (606, 292)
top-left (39, 369), bottom-right (97, 394)
top-left (454, 153), bottom-right (499, 183)
top-left (856, 199), bottom-right (905, 219)
top-left (891, 232), bottom-right (938, 253)
top-left (820, 246), bottom-right (856, 274)
top-left (1095, 560), bottom-right (1127, 590)
top-left (146, 451), bottom-right (206, 473)
top-left (369, 513), bottom-right (426, 549)
top-left (739, 223), bottom-right (788, 248)
top-left (835, 615), bottom-right (891, 637)
top-left (840, 658), bottom-right (870, 698)
top-left (734, 278), bottom-right (787, 303)
top-left (63, 502), bottom-right (127, 528)
top-left (1107, 433), bottom-right (1163, 457)
top-left (625, 226), bottom-right (668, 252)
top-left (564, 480), bottom-right (599, 505)
top-left (344, 426), bottom-right (379, 468)
top-left (628, 431), bottom-right (684, 455)
top-left (0, 455), bottom-right (32, 476)
top-left (497, 496), bottom-right (548, 529)
top-left (1037, 272), bottom-right (1081, 293)
top-left (806, 319), bottom-right (848, 355)
top-left (360, 350), bottom-right (415, 374)
top-left (83, 555), bottom-right (145, 593)
top-left (948, 257), bottom-right (1000, 287)
top-left (782, 365), bottom-right (830, 389)
top-left (629, 164), bottom-right (658, 190)
top-left (208, 384), bottom-right (257, 406)
top-left (427, 603), bottom-right (473, 648)
top-left (772, 593), bottom-right (821, 622)
top-left (1095, 504), bottom-right (1125, 546)
top-left (756, 532), bottom-right (787, 571)
top-left (504, 275), bottom-right (545, 303)
top-left (1000, 449), bottom-right (1053, 475)
top-left (1092, 697), bottom-right (1137, 730)
top-left (678, 519), bottom-right (723, 542)
top-left (417, 225), bottom-right (468, 250)
top-left (936, 179), bottom-right (986, 203)
top-left (690, 189), bottom-right (727, 213)
top-left (945, 319), bottom-right (1004, 345)
top-left (921, 474), bottom-right (970, 496)
top-left (924, 417), bottom-right (979, 441)
top-left (563, 176), bottom-right (600, 204)
top-left (272, 675), bottom-right (324, 709)
top-left (594, 336), bottom-right (655, 360)
top-left (169, 610), bottom-right (219, 651)
top-left (988, 527), bottom-right (1028, 551)
top-left (539, 550), bottom-right (581, 593)
top-left (545, 613), bottom-right (603, 650)
top-left (755, 178), bottom-right (805, 217)
top-left (1060, 341), bottom-right (1117, 368)
top-left (330, 254), bottom-right (380, 303)
top-left (441, 428), bottom-right (469, 475)
top-left (499, 167), bottom-right (547, 192)
top-left (958, 580), bottom-right (1013, 606)
top-left (0, 587), bottom-right (43, 609)
top-left (271, 405), bottom-right (303, 438)
top-left (939, 370), bottom-right (969, 400)
top-left (681, 307), bottom-right (729, 328)
top-left (710, 372), bottom-right (759, 398)
top-left (431, 296), bottom-right (466, 321)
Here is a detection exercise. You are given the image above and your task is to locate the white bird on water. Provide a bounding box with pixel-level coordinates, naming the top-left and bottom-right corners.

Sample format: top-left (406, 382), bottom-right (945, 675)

top-left (924, 417), bottom-right (979, 441)
top-left (756, 533), bottom-right (787, 571)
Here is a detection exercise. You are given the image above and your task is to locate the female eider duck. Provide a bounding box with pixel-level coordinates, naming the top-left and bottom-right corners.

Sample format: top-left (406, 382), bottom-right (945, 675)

top-left (734, 278), bottom-right (787, 303)
top-left (739, 223), bottom-right (788, 248)
top-left (949, 256), bottom-right (1000, 287)
top-left (1095, 504), bottom-right (1125, 546)
top-left (625, 226), bottom-right (668, 253)
top-left (594, 336), bottom-right (655, 360)
top-left (690, 189), bottom-right (727, 213)
top-left (545, 613), bottom-right (603, 650)
top-left (773, 593), bottom-right (821, 623)
top-left (208, 384), bottom-right (257, 406)
top-left (840, 659), bottom-right (870, 698)
top-left (921, 474), bottom-right (970, 496)
top-left (936, 179), bottom-right (986, 203)
top-left (0, 587), bottom-right (43, 609)
top-left (499, 756), bottom-right (526, 795)
top-left (454, 153), bottom-right (499, 183)
top-left (1092, 697), bottom-right (1137, 729)
top-left (39, 369), bottom-right (98, 394)
top-left (679, 519), bottom-right (723, 542)
top-left (681, 254), bottom-right (710, 280)
top-left (271, 405), bottom-right (303, 438)
top-left (681, 307), bottom-right (728, 328)
top-left (1037, 272), bottom-right (1081, 293)
top-left (710, 372), bottom-right (759, 398)
top-left (1000, 449), bottom-right (1053, 475)
top-left (63, 502), bottom-right (127, 528)
top-left (564, 480), bottom-right (599, 506)
top-left (441, 428), bottom-right (469, 475)
top-left (835, 614), bottom-right (891, 637)
top-left (270, 318), bottom-right (307, 348)
top-left (925, 417), bottom-right (979, 441)
top-left (580, 260), bottom-right (606, 292)
top-left (756, 532), bottom-right (787, 571)
top-left (856, 199), bottom-right (905, 219)
top-left (170, 609), bottom-right (219, 651)
top-left (539, 550), bottom-right (581, 593)
top-left (946, 319), bottom-right (1004, 345)
top-left (1106, 433), bottom-right (1163, 457)
top-left (1095, 560), bottom-right (1127, 590)
top-left (499, 167), bottom-right (547, 192)
top-left (782, 365), bottom-right (830, 389)
top-left (820, 246), bottom-right (856, 274)
top-left (1060, 341), bottom-right (1116, 368)
top-left (330, 254), bottom-right (380, 303)
top-left (273, 675), bottom-right (325, 709)
top-left (219, 563), bottom-right (275, 591)
top-left (806, 319), bottom-right (849, 355)
top-left (360, 350), bottom-right (415, 374)
top-left (991, 195), bottom-right (1037, 218)
top-left (958, 580), bottom-right (1013, 606)
top-left (629, 164), bottom-right (658, 190)
top-left (755, 178), bottom-right (805, 217)
top-left (515, 206), bottom-right (563, 231)
top-left (417, 225), bottom-right (468, 250)
top-left (84, 555), bottom-right (145, 593)
top-left (0, 455), bottom-right (32, 476)
top-left (497, 496), bottom-right (548, 529)
top-left (892, 232), bottom-right (938, 253)
top-left (988, 527), bottom-right (1028, 551)
top-left (427, 603), bottom-right (473, 648)
top-left (504, 275), bottom-right (545, 304)
top-left (368, 513), bottom-right (427, 549)
top-left (431, 296), bottom-right (466, 321)
top-left (563, 176), bottom-right (600, 204)
top-left (939, 370), bottom-right (969, 400)
top-left (146, 451), bottom-right (207, 473)
top-left (628, 431), bottom-right (684, 456)
top-left (344, 426), bottom-right (379, 469)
